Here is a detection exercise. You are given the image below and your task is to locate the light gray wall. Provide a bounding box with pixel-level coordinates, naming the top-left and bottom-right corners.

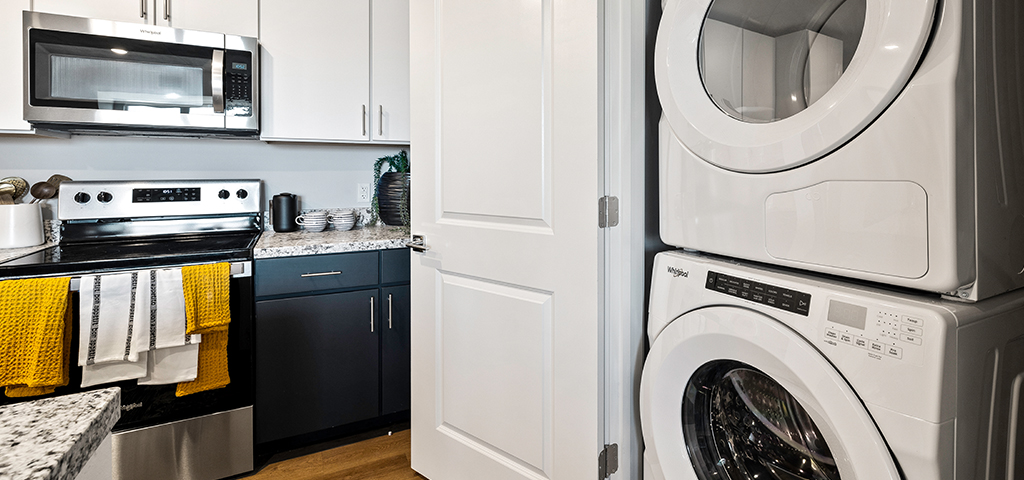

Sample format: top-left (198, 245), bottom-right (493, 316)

top-left (0, 134), bottom-right (408, 217)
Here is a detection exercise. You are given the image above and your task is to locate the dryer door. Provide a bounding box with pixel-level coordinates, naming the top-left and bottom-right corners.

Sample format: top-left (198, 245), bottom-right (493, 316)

top-left (655, 0), bottom-right (937, 173)
top-left (640, 306), bottom-right (900, 480)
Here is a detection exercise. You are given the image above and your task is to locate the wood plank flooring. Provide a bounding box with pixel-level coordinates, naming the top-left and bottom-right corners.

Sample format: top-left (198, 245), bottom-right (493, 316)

top-left (243, 429), bottom-right (427, 480)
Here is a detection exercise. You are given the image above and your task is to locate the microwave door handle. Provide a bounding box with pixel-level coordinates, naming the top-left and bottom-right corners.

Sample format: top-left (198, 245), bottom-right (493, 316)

top-left (212, 50), bottom-right (225, 113)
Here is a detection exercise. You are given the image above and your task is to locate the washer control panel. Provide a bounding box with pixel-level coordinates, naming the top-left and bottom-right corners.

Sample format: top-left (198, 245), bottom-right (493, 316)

top-left (823, 298), bottom-right (925, 362)
top-left (706, 271), bottom-right (811, 316)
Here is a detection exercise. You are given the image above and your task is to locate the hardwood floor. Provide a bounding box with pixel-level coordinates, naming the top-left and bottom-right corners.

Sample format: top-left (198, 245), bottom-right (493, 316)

top-left (244, 429), bottom-right (427, 480)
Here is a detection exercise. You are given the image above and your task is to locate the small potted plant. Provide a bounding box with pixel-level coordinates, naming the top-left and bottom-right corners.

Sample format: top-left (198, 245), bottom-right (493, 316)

top-left (370, 150), bottom-right (410, 226)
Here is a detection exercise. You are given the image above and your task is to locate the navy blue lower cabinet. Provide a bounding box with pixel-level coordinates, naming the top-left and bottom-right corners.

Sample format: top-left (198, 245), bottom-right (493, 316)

top-left (254, 289), bottom-right (380, 444)
top-left (381, 285), bottom-right (411, 415)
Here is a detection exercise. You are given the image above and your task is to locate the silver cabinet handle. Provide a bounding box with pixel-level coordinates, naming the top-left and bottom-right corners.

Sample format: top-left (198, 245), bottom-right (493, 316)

top-left (299, 271), bottom-right (342, 278)
top-left (370, 296), bottom-right (375, 333)
top-left (388, 293), bottom-right (393, 329)
top-left (140, 0), bottom-right (147, 18)
top-left (164, 0), bottom-right (170, 20)
top-left (212, 50), bottom-right (224, 113)
top-left (362, 105), bottom-right (367, 136)
top-left (406, 234), bottom-right (428, 253)
top-left (378, 105), bottom-right (384, 136)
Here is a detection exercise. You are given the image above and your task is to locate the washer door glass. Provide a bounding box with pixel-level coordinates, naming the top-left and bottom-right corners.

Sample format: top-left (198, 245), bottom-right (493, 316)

top-left (683, 360), bottom-right (841, 480)
top-left (700, 0), bottom-right (865, 123)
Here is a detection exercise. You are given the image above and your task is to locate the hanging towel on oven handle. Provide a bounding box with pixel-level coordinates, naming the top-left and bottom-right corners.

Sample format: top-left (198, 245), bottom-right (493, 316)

top-left (177, 262), bottom-right (232, 396)
top-left (0, 277), bottom-right (72, 398)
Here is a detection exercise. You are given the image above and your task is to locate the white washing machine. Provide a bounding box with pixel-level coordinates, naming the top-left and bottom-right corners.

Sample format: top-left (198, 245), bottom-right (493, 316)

top-left (655, 0), bottom-right (1024, 301)
top-left (641, 250), bottom-right (1024, 480)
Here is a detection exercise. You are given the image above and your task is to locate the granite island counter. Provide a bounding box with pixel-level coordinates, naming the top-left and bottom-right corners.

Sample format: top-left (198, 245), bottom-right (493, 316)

top-left (0, 388), bottom-right (120, 480)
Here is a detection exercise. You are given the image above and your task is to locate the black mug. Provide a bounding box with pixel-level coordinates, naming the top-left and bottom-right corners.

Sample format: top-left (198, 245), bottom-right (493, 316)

top-left (271, 193), bottom-right (298, 232)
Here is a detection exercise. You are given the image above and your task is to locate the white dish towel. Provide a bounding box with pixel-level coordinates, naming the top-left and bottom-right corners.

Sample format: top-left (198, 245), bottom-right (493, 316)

top-left (78, 272), bottom-right (152, 366)
top-left (77, 269), bottom-right (201, 387)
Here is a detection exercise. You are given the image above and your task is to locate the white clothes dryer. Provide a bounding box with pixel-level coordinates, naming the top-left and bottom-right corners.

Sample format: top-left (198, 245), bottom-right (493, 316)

top-left (641, 250), bottom-right (1024, 480)
top-left (655, 0), bottom-right (1024, 301)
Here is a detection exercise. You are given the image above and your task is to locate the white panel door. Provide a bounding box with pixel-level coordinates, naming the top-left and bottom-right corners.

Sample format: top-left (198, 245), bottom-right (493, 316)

top-left (370, 0), bottom-right (410, 143)
top-left (409, 0), bottom-right (601, 479)
top-left (155, 0), bottom-right (258, 38)
top-left (32, 0), bottom-right (150, 23)
top-left (260, 0), bottom-right (370, 142)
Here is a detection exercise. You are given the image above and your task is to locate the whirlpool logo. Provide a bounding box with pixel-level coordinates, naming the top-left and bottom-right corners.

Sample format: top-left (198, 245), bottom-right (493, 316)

top-left (667, 266), bottom-right (689, 278)
top-left (122, 402), bottom-right (144, 412)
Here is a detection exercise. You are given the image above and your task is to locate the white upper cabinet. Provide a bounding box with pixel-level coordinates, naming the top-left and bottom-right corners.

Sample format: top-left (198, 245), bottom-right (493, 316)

top-left (260, 0), bottom-right (370, 142)
top-left (154, 0), bottom-right (258, 38)
top-left (32, 0), bottom-right (257, 36)
top-left (32, 0), bottom-right (149, 24)
top-left (370, 0), bottom-right (410, 143)
top-left (0, 0), bottom-right (31, 133)
top-left (260, 0), bottom-right (410, 144)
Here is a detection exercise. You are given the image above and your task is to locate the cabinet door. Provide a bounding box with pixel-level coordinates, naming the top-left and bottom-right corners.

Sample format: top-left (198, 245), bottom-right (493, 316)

top-left (0, 0), bottom-right (31, 133)
top-left (255, 289), bottom-right (380, 444)
top-left (380, 285), bottom-right (410, 415)
top-left (370, 0), bottom-right (410, 143)
top-left (32, 0), bottom-right (151, 23)
top-left (260, 0), bottom-right (371, 142)
top-left (154, 0), bottom-right (258, 38)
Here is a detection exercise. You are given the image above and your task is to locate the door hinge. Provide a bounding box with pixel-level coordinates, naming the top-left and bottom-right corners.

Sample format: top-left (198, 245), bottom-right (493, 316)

top-left (598, 443), bottom-right (618, 479)
top-left (598, 196), bottom-right (619, 228)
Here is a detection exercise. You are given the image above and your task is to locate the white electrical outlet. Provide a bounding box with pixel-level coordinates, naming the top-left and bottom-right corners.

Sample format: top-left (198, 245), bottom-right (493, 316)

top-left (357, 184), bottom-right (371, 202)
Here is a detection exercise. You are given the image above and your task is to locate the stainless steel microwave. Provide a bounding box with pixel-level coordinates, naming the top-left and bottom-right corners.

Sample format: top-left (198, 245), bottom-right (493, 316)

top-left (23, 11), bottom-right (258, 137)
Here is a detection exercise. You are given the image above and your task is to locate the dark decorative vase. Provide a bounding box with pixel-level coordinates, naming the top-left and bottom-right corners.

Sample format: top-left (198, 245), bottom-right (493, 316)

top-left (377, 172), bottom-right (410, 226)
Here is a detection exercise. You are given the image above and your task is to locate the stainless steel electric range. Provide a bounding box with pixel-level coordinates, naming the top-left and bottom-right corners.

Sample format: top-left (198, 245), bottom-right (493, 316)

top-left (0, 179), bottom-right (263, 480)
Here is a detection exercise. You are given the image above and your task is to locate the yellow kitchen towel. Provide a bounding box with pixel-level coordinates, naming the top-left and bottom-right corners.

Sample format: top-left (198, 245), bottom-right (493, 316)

top-left (177, 263), bottom-right (231, 396)
top-left (175, 329), bottom-right (229, 397)
top-left (0, 277), bottom-right (72, 397)
top-left (182, 262), bottom-right (231, 335)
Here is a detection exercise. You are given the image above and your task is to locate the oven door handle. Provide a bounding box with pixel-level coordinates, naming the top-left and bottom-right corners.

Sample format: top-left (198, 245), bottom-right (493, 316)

top-left (68, 261), bottom-right (251, 291)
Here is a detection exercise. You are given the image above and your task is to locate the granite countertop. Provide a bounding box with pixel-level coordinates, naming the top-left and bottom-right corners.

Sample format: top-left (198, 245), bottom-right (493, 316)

top-left (0, 242), bottom-right (54, 265)
top-left (254, 224), bottom-right (410, 259)
top-left (0, 388), bottom-right (121, 480)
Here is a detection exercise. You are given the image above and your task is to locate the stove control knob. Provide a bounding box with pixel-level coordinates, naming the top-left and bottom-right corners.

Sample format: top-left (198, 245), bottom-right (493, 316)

top-left (236, 189), bottom-right (248, 199)
top-left (74, 192), bottom-right (91, 204)
top-left (97, 191), bottom-right (113, 203)
top-left (218, 189), bottom-right (230, 199)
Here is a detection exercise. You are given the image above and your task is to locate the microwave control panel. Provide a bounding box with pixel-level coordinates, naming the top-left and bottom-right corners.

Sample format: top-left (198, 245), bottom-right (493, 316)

top-left (224, 51), bottom-right (253, 117)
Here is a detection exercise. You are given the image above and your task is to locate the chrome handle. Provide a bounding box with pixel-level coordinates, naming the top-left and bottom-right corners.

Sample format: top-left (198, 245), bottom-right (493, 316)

top-left (300, 271), bottom-right (342, 278)
top-left (212, 50), bottom-right (224, 113)
top-left (140, 0), bottom-right (147, 18)
top-left (378, 105), bottom-right (384, 136)
top-left (362, 105), bottom-right (367, 136)
top-left (388, 294), bottom-right (393, 329)
top-left (406, 234), bottom-right (428, 253)
top-left (370, 296), bottom-right (375, 333)
top-left (164, 0), bottom-right (170, 20)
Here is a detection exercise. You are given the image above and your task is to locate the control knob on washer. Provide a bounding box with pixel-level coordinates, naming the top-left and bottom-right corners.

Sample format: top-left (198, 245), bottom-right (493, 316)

top-left (97, 192), bottom-right (113, 203)
top-left (74, 192), bottom-right (91, 204)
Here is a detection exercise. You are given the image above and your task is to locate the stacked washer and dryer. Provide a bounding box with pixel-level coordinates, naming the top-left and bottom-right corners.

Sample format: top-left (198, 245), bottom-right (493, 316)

top-left (642, 0), bottom-right (1024, 479)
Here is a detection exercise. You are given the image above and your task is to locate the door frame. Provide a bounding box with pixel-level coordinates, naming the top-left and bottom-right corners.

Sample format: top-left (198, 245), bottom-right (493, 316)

top-left (603, 0), bottom-right (647, 478)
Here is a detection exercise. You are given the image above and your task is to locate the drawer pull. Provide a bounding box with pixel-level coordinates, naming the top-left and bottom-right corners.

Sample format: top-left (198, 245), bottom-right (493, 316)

top-left (300, 271), bottom-right (343, 278)
top-left (388, 294), bottom-right (393, 329)
top-left (370, 296), bottom-right (375, 333)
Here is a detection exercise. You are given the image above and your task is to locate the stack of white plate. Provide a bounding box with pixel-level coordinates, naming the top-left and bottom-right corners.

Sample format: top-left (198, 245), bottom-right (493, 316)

top-left (332, 209), bottom-right (356, 231)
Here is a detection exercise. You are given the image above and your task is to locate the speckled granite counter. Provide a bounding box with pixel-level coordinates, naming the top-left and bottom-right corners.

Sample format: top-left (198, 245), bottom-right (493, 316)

top-left (0, 388), bottom-right (120, 480)
top-left (254, 225), bottom-right (410, 259)
top-left (0, 242), bottom-right (54, 265)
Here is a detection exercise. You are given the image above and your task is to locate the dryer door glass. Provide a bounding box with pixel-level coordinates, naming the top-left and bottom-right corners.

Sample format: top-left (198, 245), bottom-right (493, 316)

top-left (699, 0), bottom-right (865, 123)
top-left (682, 360), bottom-right (840, 480)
